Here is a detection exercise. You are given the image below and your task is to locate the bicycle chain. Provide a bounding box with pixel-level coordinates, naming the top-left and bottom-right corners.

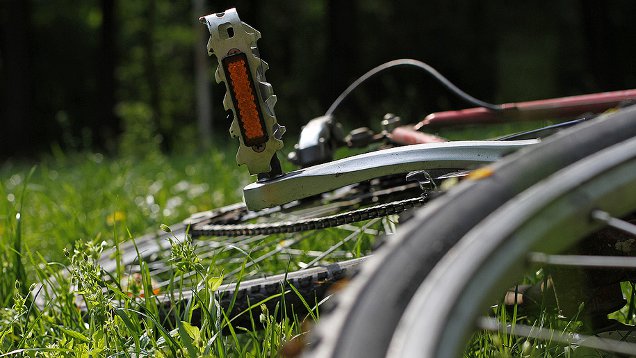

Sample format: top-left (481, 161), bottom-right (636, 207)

top-left (190, 196), bottom-right (428, 237)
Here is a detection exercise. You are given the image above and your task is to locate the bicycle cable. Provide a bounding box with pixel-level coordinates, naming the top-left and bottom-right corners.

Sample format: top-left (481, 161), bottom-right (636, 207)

top-left (325, 59), bottom-right (503, 117)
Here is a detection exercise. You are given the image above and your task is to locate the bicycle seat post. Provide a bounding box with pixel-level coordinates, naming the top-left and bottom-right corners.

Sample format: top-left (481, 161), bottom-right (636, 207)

top-left (200, 8), bottom-right (285, 180)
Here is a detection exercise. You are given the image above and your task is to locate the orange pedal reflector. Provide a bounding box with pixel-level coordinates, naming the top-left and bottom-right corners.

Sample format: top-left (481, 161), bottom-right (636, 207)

top-left (222, 52), bottom-right (268, 147)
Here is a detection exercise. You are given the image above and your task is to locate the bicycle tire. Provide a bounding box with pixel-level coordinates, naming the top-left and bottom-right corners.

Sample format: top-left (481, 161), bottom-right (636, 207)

top-left (390, 135), bottom-right (636, 357)
top-left (171, 256), bottom-right (368, 331)
top-left (305, 105), bottom-right (636, 358)
top-left (101, 219), bottom-right (371, 323)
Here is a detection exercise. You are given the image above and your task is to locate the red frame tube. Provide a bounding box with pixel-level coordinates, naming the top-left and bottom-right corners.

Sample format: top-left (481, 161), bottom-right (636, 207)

top-left (417, 89), bottom-right (636, 129)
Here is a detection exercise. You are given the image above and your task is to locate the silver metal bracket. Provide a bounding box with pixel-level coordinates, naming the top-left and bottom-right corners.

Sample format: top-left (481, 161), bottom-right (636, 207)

top-left (243, 140), bottom-right (539, 210)
top-left (200, 9), bottom-right (284, 175)
top-left (288, 115), bottom-right (345, 167)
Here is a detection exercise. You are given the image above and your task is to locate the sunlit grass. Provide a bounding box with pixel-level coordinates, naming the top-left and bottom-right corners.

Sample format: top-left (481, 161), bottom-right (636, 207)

top-left (0, 147), bottom-right (384, 356)
top-left (0, 147), bottom-right (300, 356)
top-left (0, 148), bottom-right (245, 265)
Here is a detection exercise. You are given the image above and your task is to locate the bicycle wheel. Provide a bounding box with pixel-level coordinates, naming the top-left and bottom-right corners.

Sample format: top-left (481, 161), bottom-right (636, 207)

top-left (391, 133), bottom-right (636, 357)
top-left (35, 172), bottom-right (427, 330)
top-left (306, 105), bottom-right (636, 358)
top-left (37, 131), bottom-right (534, 329)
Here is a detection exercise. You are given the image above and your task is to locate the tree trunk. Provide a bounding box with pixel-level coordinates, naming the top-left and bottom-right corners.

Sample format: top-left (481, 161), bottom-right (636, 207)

top-left (144, 0), bottom-right (161, 138)
top-left (97, 0), bottom-right (118, 151)
top-left (193, 0), bottom-right (212, 149)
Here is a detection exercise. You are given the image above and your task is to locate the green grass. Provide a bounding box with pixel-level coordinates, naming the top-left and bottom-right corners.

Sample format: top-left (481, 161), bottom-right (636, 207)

top-left (0, 148), bottom-right (245, 264)
top-left (0, 148), bottom-right (318, 356)
top-left (0, 145), bottom-right (386, 356)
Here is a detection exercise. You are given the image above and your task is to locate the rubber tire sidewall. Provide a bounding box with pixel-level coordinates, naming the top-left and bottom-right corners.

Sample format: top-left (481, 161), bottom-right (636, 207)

top-left (306, 106), bottom-right (636, 358)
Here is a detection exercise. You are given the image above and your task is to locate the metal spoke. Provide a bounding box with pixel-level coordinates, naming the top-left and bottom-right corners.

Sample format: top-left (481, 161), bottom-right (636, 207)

top-left (477, 316), bottom-right (636, 356)
top-left (338, 223), bottom-right (380, 236)
top-left (280, 201), bottom-right (356, 221)
top-left (382, 215), bottom-right (399, 235)
top-left (528, 252), bottom-right (636, 268)
top-left (303, 218), bottom-right (381, 269)
top-left (98, 173), bottom-right (418, 300)
top-left (225, 232), bottom-right (314, 278)
top-left (592, 210), bottom-right (636, 236)
top-left (280, 248), bottom-right (349, 258)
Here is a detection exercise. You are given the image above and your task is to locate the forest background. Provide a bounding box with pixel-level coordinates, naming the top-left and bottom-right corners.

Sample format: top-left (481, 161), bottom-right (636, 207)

top-left (1, 0), bottom-right (636, 160)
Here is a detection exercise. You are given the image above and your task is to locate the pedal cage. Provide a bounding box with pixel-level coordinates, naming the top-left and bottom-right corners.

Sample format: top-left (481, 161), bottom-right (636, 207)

top-left (201, 8), bottom-right (285, 175)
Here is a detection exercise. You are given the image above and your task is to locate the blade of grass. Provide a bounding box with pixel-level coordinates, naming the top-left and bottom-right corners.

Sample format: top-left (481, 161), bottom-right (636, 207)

top-left (177, 321), bottom-right (198, 358)
top-left (116, 307), bottom-right (179, 356)
top-left (114, 307), bottom-right (141, 353)
top-left (14, 167), bottom-right (36, 299)
top-left (286, 282), bottom-right (318, 322)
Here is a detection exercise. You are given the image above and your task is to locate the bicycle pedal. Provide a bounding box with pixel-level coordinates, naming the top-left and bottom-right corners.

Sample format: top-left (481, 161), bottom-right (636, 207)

top-left (201, 9), bottom-right (285, 176)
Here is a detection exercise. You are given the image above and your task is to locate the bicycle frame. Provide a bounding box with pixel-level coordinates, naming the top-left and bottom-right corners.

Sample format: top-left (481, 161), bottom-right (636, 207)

top-left (203, 8), bottom-right (636, 212)
top-left (417, 89), bottom-right (636, 128)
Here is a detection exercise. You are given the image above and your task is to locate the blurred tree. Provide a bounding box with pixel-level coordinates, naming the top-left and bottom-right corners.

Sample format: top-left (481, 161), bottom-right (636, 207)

top-left (580, 0), bottom-right (636, 91)
top-left (0, 0), bottom-right (635, 159)
top-left (1, 0), bottom-right (33, 157)
top-left (193, 0), bottom-right (212, 149)
top-left (327, 0), bottom-right (357, 99)
top-left (96, 0), bottom-right (118, 151)
top-left (144, 0), bottom-right (160, 137)
top-left (2, 1), bottom-right (102, 156)
top-left (117, 0), bottom-right (196, 152)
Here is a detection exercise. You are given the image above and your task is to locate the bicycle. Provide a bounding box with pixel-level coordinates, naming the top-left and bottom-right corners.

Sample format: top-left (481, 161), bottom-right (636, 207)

top-left (34, 8), bottom-right (636, 356)
top-left (307, 108), bottom-right (636, 357)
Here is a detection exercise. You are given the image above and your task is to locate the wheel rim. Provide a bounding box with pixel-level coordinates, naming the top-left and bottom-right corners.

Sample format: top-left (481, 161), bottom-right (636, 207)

top-left (34, 174), bottom-right (429, 322)
top-left (391, 137), bottom-right (636, 357)
top-left (104, 179), bottom-right (423, 296)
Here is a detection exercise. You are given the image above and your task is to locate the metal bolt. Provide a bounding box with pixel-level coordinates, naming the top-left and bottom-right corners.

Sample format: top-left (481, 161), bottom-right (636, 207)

top-left (382, 113), bottom-right (401, 133)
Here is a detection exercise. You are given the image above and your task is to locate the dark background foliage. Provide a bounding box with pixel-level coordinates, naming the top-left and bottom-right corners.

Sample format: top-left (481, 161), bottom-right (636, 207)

top-left (1, 0), bottom-right (635, 159)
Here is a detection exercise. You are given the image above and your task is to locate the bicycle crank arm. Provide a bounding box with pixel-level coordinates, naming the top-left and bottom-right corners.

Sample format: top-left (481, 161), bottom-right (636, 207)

top-left (243, 139), bottom-right (538, 210)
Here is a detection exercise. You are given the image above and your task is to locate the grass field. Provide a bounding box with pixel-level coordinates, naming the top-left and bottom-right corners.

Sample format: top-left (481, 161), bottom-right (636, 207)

top-left (2, 127), bottom-right (634, 357)
top-left (1, 148), bottom-right (313, 357)
top-left (0, 144), bottom-right (385, 357)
